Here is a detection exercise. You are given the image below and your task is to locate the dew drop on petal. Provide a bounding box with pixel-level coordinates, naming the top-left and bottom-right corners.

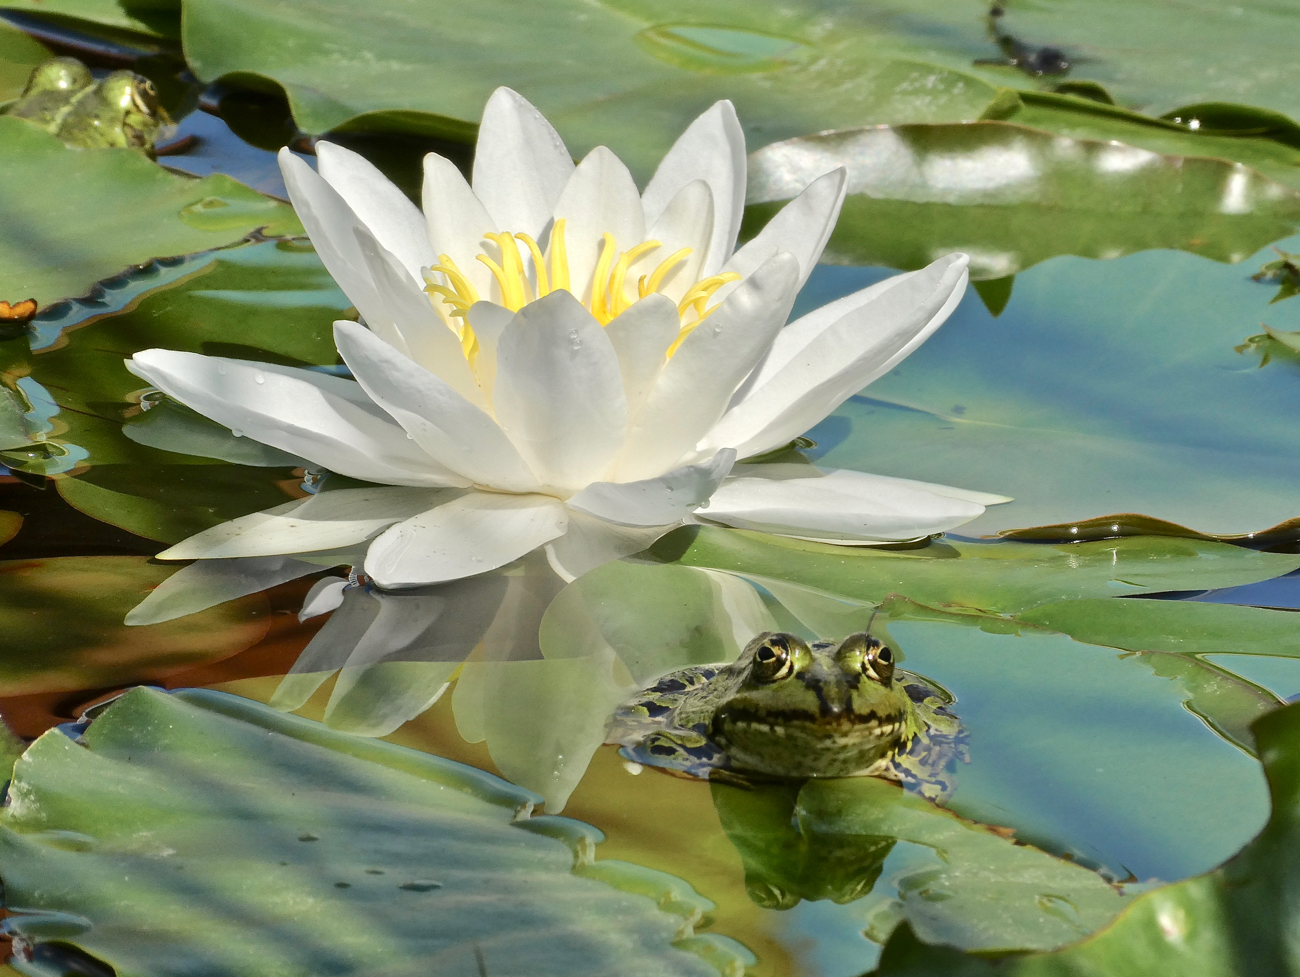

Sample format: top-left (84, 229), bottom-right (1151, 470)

top-left (254, 372), bottom-right (266, 384)
top-left (217, 364), bottom-right (227, 375)
top-left (231, 429), bottom-right (243, 438)
top-left (568, 329), bottom-right (582, 349)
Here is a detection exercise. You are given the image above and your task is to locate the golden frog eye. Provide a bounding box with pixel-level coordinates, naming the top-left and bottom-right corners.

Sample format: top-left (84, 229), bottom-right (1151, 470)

top-left (751, 636), bottom-right (794, 683)
top-left (862, 642), bottom-right (895, 684)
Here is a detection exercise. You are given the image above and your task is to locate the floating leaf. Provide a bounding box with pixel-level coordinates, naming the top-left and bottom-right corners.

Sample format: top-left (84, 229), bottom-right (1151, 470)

top-left (747, 121), bottom-right (1300, 280)
top-left (714, 777), bottom-right (1129, 951)
top-left (0, 687), bottom-right (746, 977)
top-left (658, 527), bottom-right (1300, 617)
top-left (873, 700), bottom-right (1300, 975)
top-left (0, 118), bottom-right (301, 307)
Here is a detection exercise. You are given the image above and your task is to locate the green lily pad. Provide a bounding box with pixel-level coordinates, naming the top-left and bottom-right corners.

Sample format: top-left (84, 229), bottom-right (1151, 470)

top-left (657, 527), bottom-right (1300, 617)
top-left (0, 117), bottom-right (301, 309)
top-left (0, 686), bottom-right (749, 977)
top-left (0, 556), bottom-right (271, 696)
top-left (798, 231), bottom-right (1300, 536)
top-left (746, 120), bottom-right (1300, 281)
top-left (0, 0), bottom-right (178, 39)
top-left (992, 91), bottom-right (1300, 197)
top-left (714, 776), bottom-right (1130, 952)
top-left (873, 699), bottom-right (1300, 975)
top-left (179, 0), bottom-right (1001, 180)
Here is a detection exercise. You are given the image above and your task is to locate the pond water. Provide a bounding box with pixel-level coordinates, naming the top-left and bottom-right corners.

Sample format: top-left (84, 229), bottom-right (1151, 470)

top-left (3, 12), bottom-right (1300, 977)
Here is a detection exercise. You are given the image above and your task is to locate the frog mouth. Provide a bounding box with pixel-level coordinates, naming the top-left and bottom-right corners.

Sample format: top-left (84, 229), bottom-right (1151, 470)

top-left (716, 708), bottom-right (907, 741)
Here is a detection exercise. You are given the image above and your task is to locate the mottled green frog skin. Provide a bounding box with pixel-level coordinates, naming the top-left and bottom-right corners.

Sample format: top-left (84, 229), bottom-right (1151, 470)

top-left (4, 57), bottom-right (166, 152)
top-left (609, 631), bottom-right (967, 799)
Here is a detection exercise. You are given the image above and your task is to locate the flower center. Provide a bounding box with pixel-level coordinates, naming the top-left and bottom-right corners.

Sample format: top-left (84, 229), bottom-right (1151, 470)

top-left (421, 219), bottom-right (740, 360)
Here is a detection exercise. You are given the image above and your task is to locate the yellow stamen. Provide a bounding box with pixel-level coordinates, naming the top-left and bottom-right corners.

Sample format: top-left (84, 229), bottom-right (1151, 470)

top-left (515, 232), bottom-right (550, 297)
top-left (607, 239), bottom-right (661, 319)
top-left (643, 247), bottom-right (692, 297)
top-left (677, 271), bottom-right (741, 321)
top-left (479, 232), bottom-right (531, 311)
top-left (590, 233), bottom-right (618, 324)
top-left (548, 218), bottom-right (570, 294)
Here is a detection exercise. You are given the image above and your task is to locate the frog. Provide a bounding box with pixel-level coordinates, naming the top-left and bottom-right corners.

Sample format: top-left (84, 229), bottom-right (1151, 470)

top-left (3, 57), bottom-right (168, 153)
top-left (607, 631), bottom-right (967, 801)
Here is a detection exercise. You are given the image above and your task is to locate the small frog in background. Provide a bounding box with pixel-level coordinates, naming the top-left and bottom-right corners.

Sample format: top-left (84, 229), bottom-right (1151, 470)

top-left (3, 56), bottom-right (169, 154)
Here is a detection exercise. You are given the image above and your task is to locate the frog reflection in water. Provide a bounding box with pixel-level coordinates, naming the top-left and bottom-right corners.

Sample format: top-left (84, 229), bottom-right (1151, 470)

top-left (3, 57), bottom-right (168, 153)
top-left (609, 631), bottom-right (966, 800)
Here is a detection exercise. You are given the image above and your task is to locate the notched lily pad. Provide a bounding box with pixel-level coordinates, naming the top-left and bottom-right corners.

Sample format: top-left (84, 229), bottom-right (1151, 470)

top-left (0, 687), bottom-right (747, 977)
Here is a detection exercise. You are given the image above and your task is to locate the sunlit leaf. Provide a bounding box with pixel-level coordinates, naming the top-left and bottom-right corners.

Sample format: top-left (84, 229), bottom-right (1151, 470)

top-left (0, 556), bottom-right (271, 695)
top-left (0, 118), bottom-right (301, 308)
top-left (872, 700), bottom-right (1300, 976)
top-left (747, 120), bottom-right (1300, 280)
top-left (0, 687), bottom-right (749, 977)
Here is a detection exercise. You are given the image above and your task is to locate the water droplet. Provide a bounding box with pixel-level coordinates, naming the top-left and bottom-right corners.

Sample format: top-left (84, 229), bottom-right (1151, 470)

top-left (569, 329), bottom-right (582, 349)
top-left (470, 556), bottom-right (483, 563)
top-left (406, 432), bottom-right (414, 439)
top-left (254, 372), bottom-right (266, 384)
top-left (697, 499), bottom-right (710, 509)
top-left (231, 429), bottom-right (244, 438)
top-left (217, 364), bottom-right (227, 375)
top-left (712, 323), bottom-right (723, 335)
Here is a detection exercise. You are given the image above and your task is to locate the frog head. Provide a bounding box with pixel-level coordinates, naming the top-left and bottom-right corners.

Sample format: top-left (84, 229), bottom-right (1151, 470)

top-left (20, 57), bottom-right (94, 98)
top-left (709, 632), bottom-right (915, 778)
top-left (65, 70), bottom-right (166, 150)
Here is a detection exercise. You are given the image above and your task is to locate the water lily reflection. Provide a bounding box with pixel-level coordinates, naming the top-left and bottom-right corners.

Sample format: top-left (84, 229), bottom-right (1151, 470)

top-left (125, 87), bottom-right (1005, 595)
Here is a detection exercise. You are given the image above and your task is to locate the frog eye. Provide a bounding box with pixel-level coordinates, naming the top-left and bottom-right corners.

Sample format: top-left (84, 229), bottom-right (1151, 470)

top-left (862, 644), bottom-right (895, 684)
top-left (751, 639), bottom-right (794, 683)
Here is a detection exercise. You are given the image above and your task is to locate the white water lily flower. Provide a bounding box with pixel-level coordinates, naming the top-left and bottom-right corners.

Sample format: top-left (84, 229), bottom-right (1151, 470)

top-left (127, 88), bottom-right (1005, 596)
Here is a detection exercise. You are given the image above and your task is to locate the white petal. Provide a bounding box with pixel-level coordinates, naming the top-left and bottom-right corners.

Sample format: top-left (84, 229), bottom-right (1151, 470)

top-left (744, 268), bottom-right (922, 393)
top-left (551, 147), bottom-right (645, 305)
top-left (567, 449), bottom-right (735, 527)
top-left (544, 511), bottom-right (667, 583)
top-left (364, 492), bottom-right (569, 588)
top-left (492, 290), bottom-right (628, 492)
top-left (643, 179), bottom-right (714, 303)
top-left (315, 141), bottom-right (435, 282)
top-left (603, 293), bottom-right (679, 423)
top-left (299, 576), bottom-right (348, 621)
top-left (158, 486), bottom-right (454, 560)
top-left (701, 465), bottom-right (985, 540)
top-left (880, 476), bottom-right (1012, 507)
top-left (334, 320), bottom-right (540, 491)
top-left (472, 87), bottom-right (574, 239)
top-left (128, 350), bottom-right (467, 488)
top-left (463, 300), bottom-right (514, 404)
top-left (613, 252), bottom-right (800, 481)
top-left (349, 227), bottom-right (488, 411)
top-left (279, 149), bottom-right (385, 319)
top-left (422, 152), bottom-right (497, 297)
top-left (272, 585), bottom-right (377, 710)
top-left (125, 555), bottom-right (333, 626)
top-left (641, 101), bottom-right (746, 277)
top-left (704, 254), bottom-right (969, 458)
top-left (723, 167), bottom-right (846, 292)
